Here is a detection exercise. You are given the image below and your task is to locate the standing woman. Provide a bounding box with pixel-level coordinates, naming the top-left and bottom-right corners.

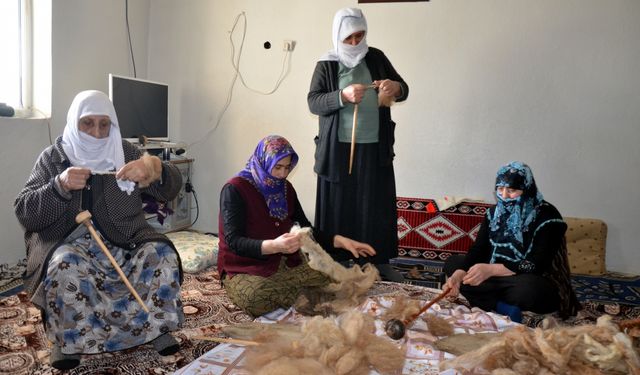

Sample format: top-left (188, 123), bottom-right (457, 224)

top-left (443, 162), bottom-right (580, 318)
top-left (308, 8), bottom-right (409, 281)
top-left (14, 90), bottom-right (184, 370)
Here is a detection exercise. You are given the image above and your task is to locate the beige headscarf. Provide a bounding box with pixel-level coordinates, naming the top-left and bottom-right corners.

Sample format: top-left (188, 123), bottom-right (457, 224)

top-left (61, 90), bottom-right (135, 194)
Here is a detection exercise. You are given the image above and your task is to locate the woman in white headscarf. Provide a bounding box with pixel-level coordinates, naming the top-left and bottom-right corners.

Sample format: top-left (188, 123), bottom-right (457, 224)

top-left (15, 90), bottom-right (184, 370)
top-left (308, 8), bottom-right (409, 282)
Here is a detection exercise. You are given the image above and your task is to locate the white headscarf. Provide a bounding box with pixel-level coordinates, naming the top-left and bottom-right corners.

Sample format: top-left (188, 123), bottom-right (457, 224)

top-left (319, 7), bottom-right (369, 68)
top-left (62, 90), bottom-right (135, 194)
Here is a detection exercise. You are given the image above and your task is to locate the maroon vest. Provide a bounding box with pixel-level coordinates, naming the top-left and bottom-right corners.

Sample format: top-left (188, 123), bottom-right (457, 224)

top-left (217, 176), bottom-right (302, 278)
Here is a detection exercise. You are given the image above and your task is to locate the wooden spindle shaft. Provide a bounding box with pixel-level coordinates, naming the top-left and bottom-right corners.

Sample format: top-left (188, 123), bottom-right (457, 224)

top-left (75, 211), bottom-right (149, 313)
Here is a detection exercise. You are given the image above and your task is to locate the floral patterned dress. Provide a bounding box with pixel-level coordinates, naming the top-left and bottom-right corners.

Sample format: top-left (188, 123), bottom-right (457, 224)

top-left (43, 229), bottom-right (183, 354)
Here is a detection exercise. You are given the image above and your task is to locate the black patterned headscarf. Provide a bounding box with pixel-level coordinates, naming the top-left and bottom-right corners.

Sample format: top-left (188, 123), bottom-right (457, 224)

top-left (237, 135), bottom-right (299, 220)
top-left (489, 161), bottom-right (544, 261)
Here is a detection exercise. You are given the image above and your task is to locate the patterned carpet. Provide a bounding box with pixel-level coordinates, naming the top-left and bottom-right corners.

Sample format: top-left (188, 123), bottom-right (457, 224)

top-left (1, 267), bottom-right (639, 374)
top-left (572, 273), bottom-right (640, 306)
top-left (0, 268), bottom-right (252, 374)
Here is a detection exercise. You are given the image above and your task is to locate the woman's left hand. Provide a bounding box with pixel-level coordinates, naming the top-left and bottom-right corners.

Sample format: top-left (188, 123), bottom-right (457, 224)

top-left (373, 79), bottom-right (401, 98)
top-left (462, 263), bottom-right (514, 286)
top-left (333, 235), bottom-right (376, 258)
top-left (116, 154), bottom-right (162, 186)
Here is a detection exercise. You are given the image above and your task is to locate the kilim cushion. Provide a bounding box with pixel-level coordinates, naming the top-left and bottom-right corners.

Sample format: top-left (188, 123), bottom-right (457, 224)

top-left (396, 197), bottom-right (493, 262)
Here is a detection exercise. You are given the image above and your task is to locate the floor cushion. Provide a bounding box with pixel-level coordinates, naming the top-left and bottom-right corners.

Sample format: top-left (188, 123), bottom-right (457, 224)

top-left (564, 217), bottom-right (607, 275)
top-left (166, 231), bottom-right (219, 273)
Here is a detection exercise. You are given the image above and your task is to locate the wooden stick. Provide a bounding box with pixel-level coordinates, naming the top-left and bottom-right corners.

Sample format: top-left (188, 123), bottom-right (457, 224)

top-left (348, 103), bottom-right (359, 175)
top-left (192, 336), bottom-right (260, 346)
top-left (404, 287), bottom-right (452, 325)
top-left (75, 211), bottom-right (150, 313)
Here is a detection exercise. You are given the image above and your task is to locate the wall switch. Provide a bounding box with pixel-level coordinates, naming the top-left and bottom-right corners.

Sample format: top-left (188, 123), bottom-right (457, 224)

top-left (283, 40), bottom-right (296, 52)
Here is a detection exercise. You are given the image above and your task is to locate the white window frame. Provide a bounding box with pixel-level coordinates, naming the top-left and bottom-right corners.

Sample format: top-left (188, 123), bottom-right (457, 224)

top-left (0, 0), bottom-right (50, 119)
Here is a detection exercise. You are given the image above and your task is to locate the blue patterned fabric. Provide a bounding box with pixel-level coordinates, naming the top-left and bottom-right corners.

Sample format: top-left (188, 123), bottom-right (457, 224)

top-left (489, 162), bottom-right (546, 264)
top-left (237, 135), bottom-right (299, 220)
top-left (44, 236), bottom-right (183, 354)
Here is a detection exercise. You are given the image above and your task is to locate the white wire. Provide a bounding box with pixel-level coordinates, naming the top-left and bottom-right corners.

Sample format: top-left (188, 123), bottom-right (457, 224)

top-left (188, 12), bottom-right (292, 149)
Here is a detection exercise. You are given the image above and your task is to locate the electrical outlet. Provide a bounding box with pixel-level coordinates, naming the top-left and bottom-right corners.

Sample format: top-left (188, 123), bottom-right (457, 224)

top-left (283, 40), bottom-right (295, 52)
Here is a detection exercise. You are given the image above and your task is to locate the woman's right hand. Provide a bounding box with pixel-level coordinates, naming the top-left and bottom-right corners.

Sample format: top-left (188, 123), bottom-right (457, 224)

top-left (261, 232), bottom-right (301, 255)
top-left (443, 269), bottom-right (466, 298)
top-left (341, 84), bottom-right (369, 104)
top-left (57, 167), bottom-right (91, 192)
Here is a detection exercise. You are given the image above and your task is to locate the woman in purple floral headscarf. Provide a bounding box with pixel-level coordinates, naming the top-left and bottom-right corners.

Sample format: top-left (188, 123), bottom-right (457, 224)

top-left (217, 135), bottom-right (376, 316)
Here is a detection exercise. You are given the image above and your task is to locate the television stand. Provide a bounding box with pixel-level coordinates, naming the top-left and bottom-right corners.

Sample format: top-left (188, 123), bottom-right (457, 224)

top-left (137, 142), bottom-right (187, 161)
top-left (144, 157), bottom-right (194, 233)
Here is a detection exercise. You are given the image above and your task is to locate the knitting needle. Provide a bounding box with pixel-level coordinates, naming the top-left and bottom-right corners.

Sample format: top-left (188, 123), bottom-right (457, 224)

top-left (75, 210), bottom-right (150, 313)
top-left (192, 336), bottom-right (260, 346)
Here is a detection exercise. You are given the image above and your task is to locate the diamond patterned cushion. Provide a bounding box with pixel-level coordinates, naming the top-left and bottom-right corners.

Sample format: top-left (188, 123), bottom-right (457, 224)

top-left (166, 231), bottom-right (219, 273)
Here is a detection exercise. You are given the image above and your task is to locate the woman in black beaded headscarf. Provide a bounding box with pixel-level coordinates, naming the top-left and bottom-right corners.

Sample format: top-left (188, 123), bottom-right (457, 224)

top-left (443, 162), bottom-right (580, 319)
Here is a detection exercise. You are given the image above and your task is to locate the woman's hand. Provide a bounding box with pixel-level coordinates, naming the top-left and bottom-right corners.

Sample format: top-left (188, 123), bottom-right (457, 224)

top-left (262, 232), bottom-right (301, 255)
top-left (116, 154), bottom-right (162, 187)
top-left (333, 235), bottom-right (376, 258)
top-left (373, 79), bottom-right (401, 98)
top-left (58, 167), bottom-right (91, 192)
top-left (341, 84), bottom-right (369, 104)
top-left (462, 263), bottom-right (515, 286)
top-left (444, 269), bottom-right (466, 298)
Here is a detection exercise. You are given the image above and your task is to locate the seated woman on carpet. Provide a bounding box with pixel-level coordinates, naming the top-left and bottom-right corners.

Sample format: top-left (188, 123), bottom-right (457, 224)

top-left (14, 90), bottom-right (184, 370)
top-left (443, 161), bottom-right (580, 319)
top-left (217, 135), bottom-right (376, 317)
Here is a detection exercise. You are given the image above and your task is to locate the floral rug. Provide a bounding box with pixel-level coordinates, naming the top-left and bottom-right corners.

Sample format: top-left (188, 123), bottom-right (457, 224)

top-left (1, 267), bottom-right (639, 374)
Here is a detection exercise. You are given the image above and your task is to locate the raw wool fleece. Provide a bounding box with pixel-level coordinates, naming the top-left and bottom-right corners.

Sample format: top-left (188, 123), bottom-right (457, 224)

top-left (440, 315), bottom-right (640, 375)
top-left (378, 91), bottom-right (395, 107)
top-left (381, 295), bottom-right (421, 323)
top-left (423, 313), bottom-right (455, 337)
top-left (244, 310), bottom-right (405, 375)
top-left (381, 295), bottom-right (454, 337)
top-left (292, 227), bottom-right (379, 315)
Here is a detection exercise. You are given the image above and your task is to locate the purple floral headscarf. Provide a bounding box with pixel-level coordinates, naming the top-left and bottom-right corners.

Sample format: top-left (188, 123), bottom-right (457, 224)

top-left (237, 135), bottom-right (299, 220)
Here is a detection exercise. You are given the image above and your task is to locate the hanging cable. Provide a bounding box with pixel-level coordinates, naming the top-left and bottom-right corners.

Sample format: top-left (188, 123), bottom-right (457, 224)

top-left (190, 187), bottom-right (199, 227)
top-left (125, 0), bottom-right (137, 77)
top-left (185, 162), bottom-right (199, 227)
top-left (188, 12), bottom-right (292, 148)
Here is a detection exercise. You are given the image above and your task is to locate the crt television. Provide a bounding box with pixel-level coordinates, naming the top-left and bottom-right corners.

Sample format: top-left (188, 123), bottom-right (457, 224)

top-left (108, 74), bottom-right (169, 143)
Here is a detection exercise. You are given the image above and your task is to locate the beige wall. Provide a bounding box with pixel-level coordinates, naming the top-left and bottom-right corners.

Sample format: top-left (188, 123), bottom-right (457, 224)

top-left (1, 0), bottom-right (639, 274)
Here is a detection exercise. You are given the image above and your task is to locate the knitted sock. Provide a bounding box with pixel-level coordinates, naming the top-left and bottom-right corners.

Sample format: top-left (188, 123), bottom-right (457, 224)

top-left (50, 345), bottom-right (81, 370)
top-left (152, 334), bottom-right (180, 356)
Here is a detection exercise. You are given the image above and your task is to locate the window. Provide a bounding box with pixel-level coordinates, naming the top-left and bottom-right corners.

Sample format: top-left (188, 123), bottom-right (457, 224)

top-left (0, 0), bottom-right (51, 118)
top-left (0, 0), bottom-right (23, 109)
